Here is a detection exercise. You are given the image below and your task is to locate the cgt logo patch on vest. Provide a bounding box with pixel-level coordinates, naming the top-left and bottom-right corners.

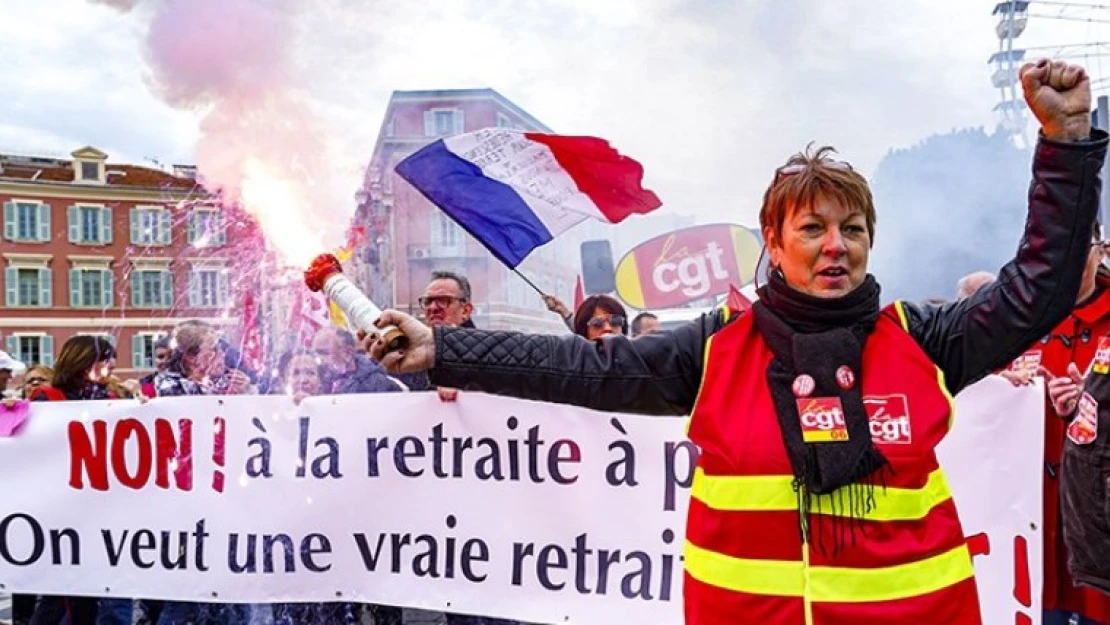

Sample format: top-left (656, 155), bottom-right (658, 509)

top-left (864, 395), bottom-right (913, 445)
top-left (796, 397), bottom-right (849, 443)
top-left (1095, 338), bottom-right (1110, 375)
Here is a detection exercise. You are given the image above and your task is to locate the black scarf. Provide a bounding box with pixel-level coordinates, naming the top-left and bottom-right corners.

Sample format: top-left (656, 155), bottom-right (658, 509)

top-left (754, 270), bottom-right (889, 550)
top-left (63, 382), bottom-right (112, 401)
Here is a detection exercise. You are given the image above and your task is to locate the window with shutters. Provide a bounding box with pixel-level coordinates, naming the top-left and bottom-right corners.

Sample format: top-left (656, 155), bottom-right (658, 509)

top-left (131, 270), bottom-right (173, 308)
top-left (131, 207), bottom-right (171, 245)
top-left (6, 334), bottom-right (53, 367)
top-left (4, 267), bottom-right (52, 308)
top-left (132, 332), bottom-right (167, 369)
top-left (189, 268), bottom-right (228, 308)
top-left (68, 205), bottom-right (112, 245)
top-left (3, 200), bottom-right (51, 242)
top-left (18, 269), bottom-right (41, 306)
top-left (187, 208), bottom-right (226, 247)
top-left (424, 108), bottom-right (464, 136)
top-left (70, 268), bottom-right (113, 308)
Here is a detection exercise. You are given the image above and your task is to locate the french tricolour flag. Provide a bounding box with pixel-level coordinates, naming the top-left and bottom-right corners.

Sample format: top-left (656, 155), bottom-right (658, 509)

top-left (395, 129), bottom-right (662, 267)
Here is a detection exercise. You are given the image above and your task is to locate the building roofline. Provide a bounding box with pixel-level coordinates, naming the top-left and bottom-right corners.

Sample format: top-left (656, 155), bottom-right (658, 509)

top-left (369, 87), bottom-right (554, 170)
top-left (390, 87), bottom-right (553, 131)
top-left (0, 178), bottom-right (211, 200)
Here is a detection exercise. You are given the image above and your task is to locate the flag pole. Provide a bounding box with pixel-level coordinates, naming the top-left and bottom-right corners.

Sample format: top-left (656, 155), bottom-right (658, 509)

top-left (512, 268), bottom-right (546, 296)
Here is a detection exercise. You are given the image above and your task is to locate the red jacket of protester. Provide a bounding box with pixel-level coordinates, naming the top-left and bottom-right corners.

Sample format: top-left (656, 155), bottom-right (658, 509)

top-left (27, 385), bottom-right (121, 402)
top-left (1012, 274), bottom-right (1110, 622)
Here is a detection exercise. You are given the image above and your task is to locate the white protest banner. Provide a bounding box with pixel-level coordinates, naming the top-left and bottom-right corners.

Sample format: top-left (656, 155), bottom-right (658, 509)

top-left (0, 380), bottom-right (1043, 624)
top-left (0, 393), bottom-right (690, 624)
top-left (938, 376), bottom-right (1045, 625)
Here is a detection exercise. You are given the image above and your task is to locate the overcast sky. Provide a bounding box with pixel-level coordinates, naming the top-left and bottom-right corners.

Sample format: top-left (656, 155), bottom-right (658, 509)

top-left (1, 0), bottom-right (1107, 238)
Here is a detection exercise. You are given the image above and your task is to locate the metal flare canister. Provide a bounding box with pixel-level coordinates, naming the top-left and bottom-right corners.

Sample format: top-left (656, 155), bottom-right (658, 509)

top-left (304, 253), bottom-right (407, 353)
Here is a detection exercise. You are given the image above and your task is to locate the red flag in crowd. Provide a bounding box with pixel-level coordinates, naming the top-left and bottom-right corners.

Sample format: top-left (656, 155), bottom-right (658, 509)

top-left (240, 290), bottom-right (264, 373)
top-left (292, 286), bottom-right (330, 345)
top-left (346, 225), bottom-right (367, 249)
top-left (727, 284), bottom-right (752, 314)
top-left (574, 275), bottom-right (585, 311)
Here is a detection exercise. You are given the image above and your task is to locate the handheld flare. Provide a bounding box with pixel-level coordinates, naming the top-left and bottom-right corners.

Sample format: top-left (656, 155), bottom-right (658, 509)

top-left (304, 254), bottom-right (408, 353)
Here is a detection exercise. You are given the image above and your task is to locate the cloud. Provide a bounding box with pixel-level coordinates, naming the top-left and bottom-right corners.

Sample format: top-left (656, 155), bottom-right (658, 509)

top-left (0, 0), bottom-right (197, 163)
top-left (88, 0), bottom-right (139, 11)
top-left (290, 0), bottom-right (1001, 230)
top-left (4, 0), bottom-right (1086, 275)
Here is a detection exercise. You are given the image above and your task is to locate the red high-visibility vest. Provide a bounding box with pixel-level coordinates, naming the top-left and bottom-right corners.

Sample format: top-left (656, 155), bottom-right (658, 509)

top-left (684, 302), bottom-right (981, 625)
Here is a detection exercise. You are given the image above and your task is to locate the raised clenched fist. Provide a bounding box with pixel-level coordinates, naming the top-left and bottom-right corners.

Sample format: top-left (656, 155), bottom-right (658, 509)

top-left (1021, 59), bottom-right (1092, 142)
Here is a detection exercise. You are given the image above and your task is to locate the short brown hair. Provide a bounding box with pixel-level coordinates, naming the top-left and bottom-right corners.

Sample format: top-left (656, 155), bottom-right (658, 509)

top-left (759, 145), bottom-right (876, 248)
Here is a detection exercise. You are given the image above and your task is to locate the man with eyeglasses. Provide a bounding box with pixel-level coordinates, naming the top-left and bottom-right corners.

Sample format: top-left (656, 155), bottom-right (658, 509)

top-left (1008, 225), bottom-right (1110, 625)
top-left (412, 272), bottom-right (475, 400)
top-left (420, 270), bottom-right (476, 328)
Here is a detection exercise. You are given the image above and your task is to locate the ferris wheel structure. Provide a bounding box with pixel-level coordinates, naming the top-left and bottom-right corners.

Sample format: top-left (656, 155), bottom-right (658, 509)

top-left (991, 1), bottom-right (1110, 144)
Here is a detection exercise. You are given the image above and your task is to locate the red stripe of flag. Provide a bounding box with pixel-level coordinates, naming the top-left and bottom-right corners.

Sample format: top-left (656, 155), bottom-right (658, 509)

top-left (524, 133), bottom-right (662, 223)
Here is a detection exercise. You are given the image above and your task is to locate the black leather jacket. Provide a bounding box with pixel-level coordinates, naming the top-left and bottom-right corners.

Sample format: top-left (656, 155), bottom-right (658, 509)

top-left (1061, 360), bottom-right (1110, 594)
top-left (430, 131), bottom-right (1109, 415)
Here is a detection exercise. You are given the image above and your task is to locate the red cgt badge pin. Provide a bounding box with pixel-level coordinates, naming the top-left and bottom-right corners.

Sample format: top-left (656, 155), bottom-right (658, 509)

top-left (836, 365), bottom-right (855, 391)
top-left (797, 397), bottom-right (850, 443)
top-left (793, 374), bottom-right (816, 398)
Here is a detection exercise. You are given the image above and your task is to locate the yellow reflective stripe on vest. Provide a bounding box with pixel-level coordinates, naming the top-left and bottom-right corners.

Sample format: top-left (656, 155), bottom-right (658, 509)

top-left (894, 300), bottom-right (958, 428)
top-left (717, 302), bottom-right (733, 324)
top-left (685, 542), bottom-right (805, 597)
top-left (687, 333), bottom-right (718, 438)
top-left (691, 467), bottom-right (953, 521)
top-left (685, 541), bottom-right (975, 603)
top-left (937, 364), bottom-right (957, 429)
top-left (894, 300), bottom-right (912, 333)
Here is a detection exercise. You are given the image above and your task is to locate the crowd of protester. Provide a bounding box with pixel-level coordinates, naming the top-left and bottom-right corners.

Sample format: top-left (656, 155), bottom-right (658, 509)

top-left (2, 269), bottom-right (622, 625)
top-left (8, 256), bottom-right (1110, 625)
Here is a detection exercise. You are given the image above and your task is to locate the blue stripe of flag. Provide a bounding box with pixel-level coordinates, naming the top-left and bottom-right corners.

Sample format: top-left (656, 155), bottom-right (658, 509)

top-left (395, 139), bottom-right (554, 268)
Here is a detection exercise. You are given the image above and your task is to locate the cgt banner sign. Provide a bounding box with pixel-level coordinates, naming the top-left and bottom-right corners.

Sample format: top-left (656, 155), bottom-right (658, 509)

top-left (614, 223), bottom-right (762, 309)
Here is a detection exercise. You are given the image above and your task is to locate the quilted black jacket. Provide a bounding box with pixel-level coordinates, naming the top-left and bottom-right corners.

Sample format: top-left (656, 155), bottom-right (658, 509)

top-left (430, 131), bottom-right (1109, 415)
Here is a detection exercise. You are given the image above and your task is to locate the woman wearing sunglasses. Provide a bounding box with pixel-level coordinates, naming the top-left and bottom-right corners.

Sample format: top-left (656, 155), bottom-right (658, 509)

top-left (367, 59), bottom-right (1102, 624)
top-left (572, 294), bottom-right (628, 339)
